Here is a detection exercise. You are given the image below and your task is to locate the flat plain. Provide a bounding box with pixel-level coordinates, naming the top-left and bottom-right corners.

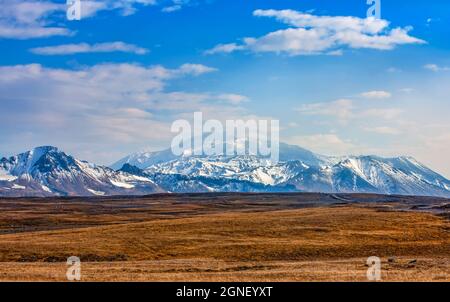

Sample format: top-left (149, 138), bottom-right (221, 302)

top-left (0, 193), bottom-right (448, 281)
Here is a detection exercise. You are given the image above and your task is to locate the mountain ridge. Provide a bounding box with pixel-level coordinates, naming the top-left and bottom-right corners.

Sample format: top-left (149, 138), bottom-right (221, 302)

top-left (1, 144), bottom-right (450, 197)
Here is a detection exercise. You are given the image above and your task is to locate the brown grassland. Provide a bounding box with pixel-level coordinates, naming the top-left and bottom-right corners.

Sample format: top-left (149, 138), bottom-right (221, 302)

top-left (0, 193), bottom-right (448, 281)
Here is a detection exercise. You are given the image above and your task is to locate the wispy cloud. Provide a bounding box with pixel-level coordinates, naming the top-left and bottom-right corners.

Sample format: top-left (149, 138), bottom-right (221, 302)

top-left (204, 43), bottom-right (244, 55)
top-left (216, 94), bottom-right (250, 105)
top-left (360, 108), bottom-right (403, 120)
top-left (176, 63), bottom-right (217, 75)
top-left (296, 99), bottom-right (354, 122)
top-left (0, 0), bottom-right (194, 39)
top-left (424, 64), bottom-right (450, 72)
top-left (30, 42), bottom-right (149, 55)
top-left (206, 9), bottom-right (425, 56)
top-left (161, 0), bottom-right (196, 13)
top-left (84, 0), bottom-right (196, 17)
top-left (296, 98), bottom-right (403, 123)
top-left (364, 126), bottom-right (402, 135)
top-left (360, 90), bottom-right (392, 99)
top-left (287, 134), bottom-right (355, 156)
top-left (79, 0), bottom-right (157, 18)
top-left (161, 5), bottom-right (182, 13)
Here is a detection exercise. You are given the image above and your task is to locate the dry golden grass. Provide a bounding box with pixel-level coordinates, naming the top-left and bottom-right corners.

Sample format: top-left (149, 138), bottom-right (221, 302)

top-left (0, 206), bottom-right (448, 262)
top-left (0, 194), bottom-right (448, 281)
top-left (1, 257), bottom-right (448, 282)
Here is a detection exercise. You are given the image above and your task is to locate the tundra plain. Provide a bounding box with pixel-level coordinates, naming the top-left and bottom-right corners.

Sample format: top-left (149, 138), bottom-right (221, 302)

top-left (0, 193), bottom-right (448, 281)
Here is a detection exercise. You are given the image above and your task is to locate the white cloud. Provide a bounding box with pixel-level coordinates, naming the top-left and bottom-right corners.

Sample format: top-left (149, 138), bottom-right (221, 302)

top-left (0, 0), bottom-right (62, 24)
top-left (176, 63), bottom-right (217, 76)
top-left (207, 9), bottom-right (425, 56)
top-left (204, 43), bottom-right (245, 55)
top-left (83, 0), bottom-right (195, 17)
top-left (424, 64), bottom-right (450, 72)
top-left (0, 25), bottom-right (71, 39)
top-left (0, 0), bottom-right (70, 39)
top-left (30, 42), bottom-right (149, 55)
top-left (360, 90), bottom-right (392, 99)
top-left (80, 0), bottom-right (157, 17)
top-left (0, 62), bottom-right (228, 156)
top-left (0, 61), bottom-right (258, 165)
top-left (161, 0), bottom-right (194, 13)
top-left (0, 0), bottom-right (191, 39)
top-left (161, 5), bottom-right (182, 13)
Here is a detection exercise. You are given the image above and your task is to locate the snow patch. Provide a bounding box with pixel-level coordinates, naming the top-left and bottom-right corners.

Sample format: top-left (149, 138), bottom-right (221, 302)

top-left (110, 180), bottom-right (135, 189)
top-left (12, 184), bottom-right (26, 190)
top-left (87, 188), bottom-right (105, 196)
top-left (41, 185), bottom-right (52, 193)
top-left (0, 173), bottom-right (17, 182)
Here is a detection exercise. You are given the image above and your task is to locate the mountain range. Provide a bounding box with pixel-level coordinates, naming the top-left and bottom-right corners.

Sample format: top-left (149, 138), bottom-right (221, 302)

top-left (1, 144), bottom-right (450, 197)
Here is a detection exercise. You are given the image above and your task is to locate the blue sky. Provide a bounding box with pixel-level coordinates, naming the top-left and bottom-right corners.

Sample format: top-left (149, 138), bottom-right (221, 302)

top-left (1, 0), bottom-right (450, 177)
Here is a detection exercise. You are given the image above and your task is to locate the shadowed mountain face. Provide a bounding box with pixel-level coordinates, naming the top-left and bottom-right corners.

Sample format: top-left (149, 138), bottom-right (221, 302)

top-left (1, 144), bottom-right (450, 197)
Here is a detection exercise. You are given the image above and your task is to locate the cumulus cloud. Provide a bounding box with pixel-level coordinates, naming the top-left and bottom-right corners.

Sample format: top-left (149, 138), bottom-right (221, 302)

top-left (360, 90), bottom-right (392, 99)
top-left (30, 42), bottom-right (149, 55)
top-left (206, 9), bottom-right (425, 56)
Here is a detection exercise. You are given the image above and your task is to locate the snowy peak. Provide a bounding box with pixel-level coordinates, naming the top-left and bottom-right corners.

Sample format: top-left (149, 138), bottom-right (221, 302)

top-left (0, 147), bottom-right (163, 197)
top-left (111, 142), bottom-right (326, 171)
top-left (141, 147), bottom-right (450, 197)
top-left (1, 144), bottom-right (450, 198)
top-left (1, 146), bottom-right (62, 175)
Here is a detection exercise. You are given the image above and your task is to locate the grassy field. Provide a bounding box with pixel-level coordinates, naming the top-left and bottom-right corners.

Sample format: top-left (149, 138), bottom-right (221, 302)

top-left (0, 193), bottom-right (448, 281)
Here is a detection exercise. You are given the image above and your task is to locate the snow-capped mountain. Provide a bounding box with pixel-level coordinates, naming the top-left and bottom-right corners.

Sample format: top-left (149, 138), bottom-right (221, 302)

top-left (286, 156), bottom-right (450, 196)
top-left (1, 144), bottom-right (450, 197)
top-left (115, 143), bottom-right (450, 197)
top-left (0, 146), bottom-right (163, 197)
top-left (140, 154), bottom-right (450, 197)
